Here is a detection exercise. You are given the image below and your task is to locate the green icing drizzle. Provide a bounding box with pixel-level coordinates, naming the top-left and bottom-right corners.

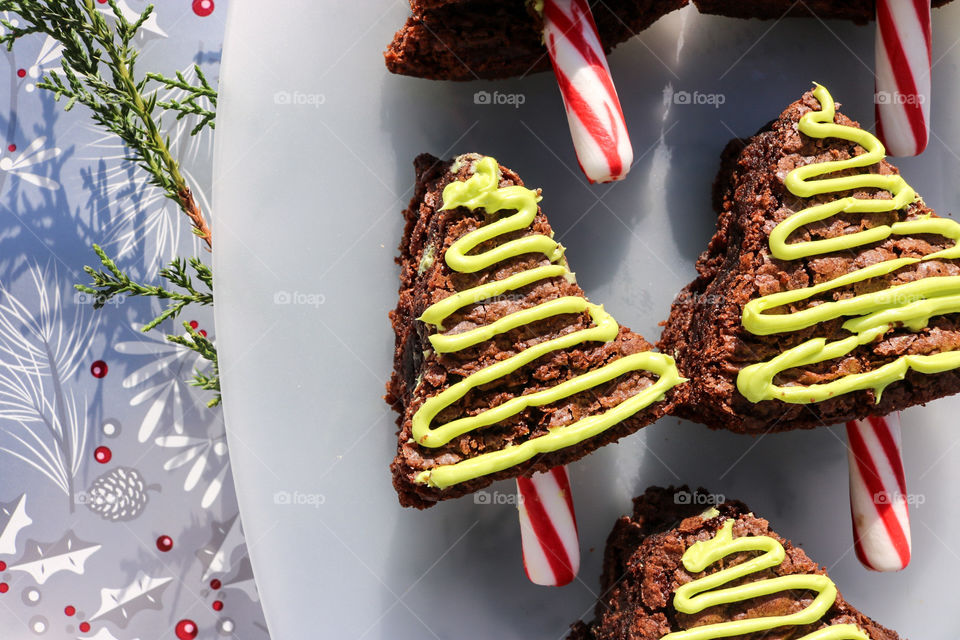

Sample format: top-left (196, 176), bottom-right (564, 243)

top-left (736, 83), bottom-right (960, 404)
top-left (412, 156), bottom-right (683, 489)
top-left (660, 520), bottom-right (870, 640)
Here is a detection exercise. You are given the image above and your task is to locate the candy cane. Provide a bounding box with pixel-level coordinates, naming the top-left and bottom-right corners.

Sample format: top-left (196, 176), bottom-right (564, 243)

top-left (516, 466), bottom-right (580, 586)
top-left (875, 0), bottom-right (932, 156)
top-left (846, 414), bottom-right (912, 571)
top-left (542, 0), bottom-right (633, 183)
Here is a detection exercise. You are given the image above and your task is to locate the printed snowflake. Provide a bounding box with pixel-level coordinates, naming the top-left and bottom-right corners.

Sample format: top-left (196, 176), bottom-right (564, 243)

top-left (114, 326), bottom-right (207, 443)
top-left (155, 431), bottom-right (229, 509)
top-left (0, 137), bottom-right (62, 191)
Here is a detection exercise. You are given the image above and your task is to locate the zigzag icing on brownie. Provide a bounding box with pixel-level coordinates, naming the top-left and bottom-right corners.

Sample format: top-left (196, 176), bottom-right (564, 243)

top-left (737, 83), bottom-right (960, 404)
top-left (413, 156), bottom-right (683, 489)
top-left (661, 518), bottom-right (869, 640)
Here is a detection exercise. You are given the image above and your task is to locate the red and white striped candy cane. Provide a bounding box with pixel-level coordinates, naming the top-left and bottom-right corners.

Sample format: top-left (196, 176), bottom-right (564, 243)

top-left (542, 0), bottom-right (633, 183)
top-left (875, 0), bottom-right (932, 156)
top-left (846, 414), bottom-right (912, 571)
top-left (516, 466), bottom-right (580, 586)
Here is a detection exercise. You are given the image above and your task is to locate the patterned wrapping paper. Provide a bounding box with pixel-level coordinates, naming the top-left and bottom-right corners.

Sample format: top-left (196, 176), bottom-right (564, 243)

top-left (0, 1), bottom-right (271, 638)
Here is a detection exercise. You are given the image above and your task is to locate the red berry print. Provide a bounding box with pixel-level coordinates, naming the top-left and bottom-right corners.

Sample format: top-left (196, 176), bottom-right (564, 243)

top-left (65, 605), bottom-right (76, 616)
top-left (156, 535), bottom-right (173, 552)
top-left (90, 360), bottom-right (108, 378)
top-left (79, 621), bottom-right (91, 633)
top-left (175, 619), bottom-right (198, 639)
top-left (212, 600), bottom-right (223, 611)
top-left (94, 446), bottom-right (112, 464)
top-left (199, 329), bottom-right (207, 337)
top-left (0, 561), bottom-right (6, 571)
top-left (189, 320), bottom-right (199, 329)
top-left (7, 144), bottom-right (15, 153)
top-left (16, 68), bottom-right (25, 78)
top-left (192, 0), bottom-right (214, 17)
top-left (209, 578), bottom-right (221, 590)
top-left (0, 583), bottom-right (8, 594)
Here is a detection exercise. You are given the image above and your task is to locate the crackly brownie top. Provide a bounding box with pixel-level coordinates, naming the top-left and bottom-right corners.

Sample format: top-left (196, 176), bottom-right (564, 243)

top-left (570, 486), bottom-right (901, 640)
top-left (733, 84), bottom-right (960, 406)
top-left (404, 155), bottom-right (684, 490)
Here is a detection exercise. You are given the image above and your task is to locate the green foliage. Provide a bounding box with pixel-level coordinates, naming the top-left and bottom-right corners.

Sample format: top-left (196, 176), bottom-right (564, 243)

top-left (148, 66), bottom-right (217, 135)
top-left (3, 0), bottom-right (221, 405)
top-left (76, 244), bottom-right (213, 331)
top-left (169, 322), bottom-right (221, 407)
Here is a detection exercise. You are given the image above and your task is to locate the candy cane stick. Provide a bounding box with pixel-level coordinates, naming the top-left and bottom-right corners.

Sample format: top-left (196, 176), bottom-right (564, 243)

top-left (542, 0), bottom-right (633, 183)
top-left (516, 466), bottom-right (580, 586)
top-left (875, 0), bottom-right (932, 156)
top-left (846, 414), bottom-right (912, 571)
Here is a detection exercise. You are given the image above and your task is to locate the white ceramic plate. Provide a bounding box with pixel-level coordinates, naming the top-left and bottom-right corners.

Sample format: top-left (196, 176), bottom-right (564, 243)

top-left (213, 3), bottom-right (960, 637)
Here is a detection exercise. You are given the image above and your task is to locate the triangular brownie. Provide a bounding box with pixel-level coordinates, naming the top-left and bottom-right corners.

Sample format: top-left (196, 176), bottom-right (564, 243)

top-left (569, 486), bottom-right (902, 640)
top-left (387, 153), bottom-right (683, 508)
top-left (384, 0), bottom-right (687, 80)
top-left (659, 84), bottom-right (960, 434)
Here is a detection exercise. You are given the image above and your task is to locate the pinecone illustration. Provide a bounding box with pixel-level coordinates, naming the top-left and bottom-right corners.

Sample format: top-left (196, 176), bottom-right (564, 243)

top-left (84, 467), bottom-right (159, 522)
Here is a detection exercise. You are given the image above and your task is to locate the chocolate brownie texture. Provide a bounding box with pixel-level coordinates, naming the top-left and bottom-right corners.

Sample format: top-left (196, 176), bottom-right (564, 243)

top-left (568, 486), bottom-right (903, 640)
top-left (386, 154), bottom-right (679, 508)
top-left (658, 89), bottom-right (960, 434)
top-left (693, 0), bottom-right (952, 23)
top-left (385, 0), bottom-right (687, 81)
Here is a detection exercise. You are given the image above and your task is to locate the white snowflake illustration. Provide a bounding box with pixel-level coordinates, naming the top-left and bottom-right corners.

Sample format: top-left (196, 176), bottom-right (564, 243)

top-left (114, 326), bottom-right (208, 443)
top-left (0, 137), bottom-right (62, 191)
top-left (21, 35), bottom-right (65, 93)
top-left (155, 431), bottom-right (229, 509)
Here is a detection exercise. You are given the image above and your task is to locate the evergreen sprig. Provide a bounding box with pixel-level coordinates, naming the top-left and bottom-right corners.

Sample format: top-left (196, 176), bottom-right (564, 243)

top-left (148, 66), bottom-right (217, 135)
top-left (168, 321), bottom-right (221, 407)
top-left (2, 0), bottom-right (222, 405)
top-left (76, 248), bottom-right (220, 406)
top-left (76, 244), bottom-right (213, 331)
top-left (0, 0), bottom-right (213, 247)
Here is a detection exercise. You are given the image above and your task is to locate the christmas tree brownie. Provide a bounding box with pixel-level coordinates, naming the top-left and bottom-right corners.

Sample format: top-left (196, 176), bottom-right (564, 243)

top-left (384, 0), bottom-right (686, 80)
top-left (659, 84), bottom-right (960, 434)
top-left (387, 153), bottom-right (683, 508)
top-left (569, 486), bottom-right (902, 640)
